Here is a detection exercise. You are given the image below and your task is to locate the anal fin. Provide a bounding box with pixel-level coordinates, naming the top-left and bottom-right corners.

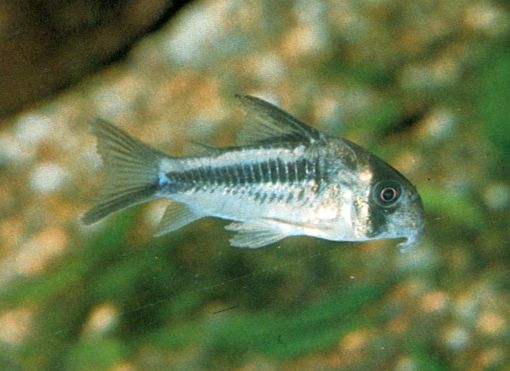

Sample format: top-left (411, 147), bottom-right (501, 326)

top-left (225, 221), bottom-right (288, 248)
top-left (154, 202), bottom-right (202, 237)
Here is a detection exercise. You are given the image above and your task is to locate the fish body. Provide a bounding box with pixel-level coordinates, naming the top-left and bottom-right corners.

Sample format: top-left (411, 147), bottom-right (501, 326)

top-left (83, 96), bottom-right (424, 251)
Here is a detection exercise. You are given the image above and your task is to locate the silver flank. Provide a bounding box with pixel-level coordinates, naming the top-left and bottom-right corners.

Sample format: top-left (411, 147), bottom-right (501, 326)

top-left (157, 145), bottom-right (327, 224)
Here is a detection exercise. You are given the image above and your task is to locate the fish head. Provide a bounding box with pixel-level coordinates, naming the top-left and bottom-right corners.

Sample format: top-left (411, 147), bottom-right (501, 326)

top-left (348, 149), bottom-right (424, 252)
top-left (367, 159), bottom-right (424, 251)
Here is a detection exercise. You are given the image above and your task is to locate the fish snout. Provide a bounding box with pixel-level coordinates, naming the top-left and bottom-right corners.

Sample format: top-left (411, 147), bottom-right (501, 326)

top-left (397, 194), bottom-right (424, 252)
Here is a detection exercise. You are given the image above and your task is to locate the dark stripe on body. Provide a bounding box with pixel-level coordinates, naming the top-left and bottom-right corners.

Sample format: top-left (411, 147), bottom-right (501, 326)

top-left (163, 157), bottom-right (323, 200)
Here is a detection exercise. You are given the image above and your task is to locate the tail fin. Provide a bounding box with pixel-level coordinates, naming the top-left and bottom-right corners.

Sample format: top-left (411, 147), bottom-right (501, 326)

top-left (82, 119), bottom-right (167, 225)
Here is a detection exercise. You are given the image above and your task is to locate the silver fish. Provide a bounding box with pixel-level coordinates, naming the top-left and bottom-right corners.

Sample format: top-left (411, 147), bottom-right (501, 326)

top-left (82, 96), bottom-right (424, 251)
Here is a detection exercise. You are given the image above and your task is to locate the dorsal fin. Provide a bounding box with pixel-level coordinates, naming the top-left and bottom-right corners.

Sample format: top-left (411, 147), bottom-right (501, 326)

top-left (236, 95), bottom-right (324, 145)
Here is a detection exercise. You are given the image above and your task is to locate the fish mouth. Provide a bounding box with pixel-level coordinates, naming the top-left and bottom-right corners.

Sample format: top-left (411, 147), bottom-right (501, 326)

top-left (396, 219), bottom-right (424, 253)
top-left (396, 191), bottom-right (425, 252)
top-left (397, 235), bottom-right (421, 252)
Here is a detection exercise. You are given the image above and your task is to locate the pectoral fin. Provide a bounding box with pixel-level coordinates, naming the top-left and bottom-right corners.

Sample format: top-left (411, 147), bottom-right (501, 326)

top-left (225, 221), bottom-right (288, 248)
top-left (154, 202), bottom-right (202, 236)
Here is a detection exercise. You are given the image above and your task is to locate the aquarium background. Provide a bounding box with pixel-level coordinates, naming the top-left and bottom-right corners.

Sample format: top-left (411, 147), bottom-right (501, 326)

top-left (0, 0), bottom-right (509, 370)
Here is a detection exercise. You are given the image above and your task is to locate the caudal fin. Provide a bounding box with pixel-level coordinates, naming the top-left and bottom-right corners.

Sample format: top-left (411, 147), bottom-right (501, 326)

top-left (82, 119), bottom-right (166, 225)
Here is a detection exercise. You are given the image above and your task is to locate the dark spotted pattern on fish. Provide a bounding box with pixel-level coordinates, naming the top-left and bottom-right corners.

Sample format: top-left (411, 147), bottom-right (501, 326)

top-left (163, 157), bottom-right (323, 203)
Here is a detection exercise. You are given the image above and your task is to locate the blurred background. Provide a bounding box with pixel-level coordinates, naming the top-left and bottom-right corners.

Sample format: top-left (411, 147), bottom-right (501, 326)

top-left (0, 0), bottom-right (509, 369)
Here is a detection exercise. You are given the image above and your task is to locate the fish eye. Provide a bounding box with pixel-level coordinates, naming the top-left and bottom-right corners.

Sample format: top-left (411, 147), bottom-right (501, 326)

top-left (373, 180), bottom-right (402, 207)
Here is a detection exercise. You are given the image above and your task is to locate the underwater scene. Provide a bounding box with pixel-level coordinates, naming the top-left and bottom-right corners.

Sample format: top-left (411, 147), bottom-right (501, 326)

top-left (0, 0), bottom-right (509, 370)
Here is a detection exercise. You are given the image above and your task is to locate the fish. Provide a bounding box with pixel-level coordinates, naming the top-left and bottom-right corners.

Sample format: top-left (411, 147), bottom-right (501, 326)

top-left (82, 95), bottom-right (424, 251)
